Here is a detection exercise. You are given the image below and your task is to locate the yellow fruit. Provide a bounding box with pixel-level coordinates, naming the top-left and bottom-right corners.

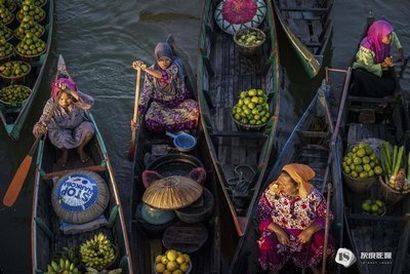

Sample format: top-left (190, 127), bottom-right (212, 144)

top-left (180, 262), bottom-right (189, 272)
top-left (183, 254), bottom-right (190, 263)
top-left (172, 270), bottom-right (183, 274)
top-left (163, 271), bottom-right (172, 274)
top-left (166, 250), bottom-right (177, 262)
top-left (155, 255), bottom-right (162, 263)
top-left (176, 255), bottom-right (185, 265)
top-left (167, 261), bottom-right (178, 272)
top-left (161, 256), bottom-right (169, 265)
top-left (156, 263), bottom-right (166, 273)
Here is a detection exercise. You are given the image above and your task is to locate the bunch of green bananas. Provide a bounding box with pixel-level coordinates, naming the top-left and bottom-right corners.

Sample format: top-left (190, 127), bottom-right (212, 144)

top-left (45, 258), bottom-right (80, 274)
top-left (80, 233), bottom-right (116, 270)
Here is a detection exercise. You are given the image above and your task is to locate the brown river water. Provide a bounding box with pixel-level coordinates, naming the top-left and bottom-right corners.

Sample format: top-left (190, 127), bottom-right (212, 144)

top-left (0, 0), bottom-right (409, 273)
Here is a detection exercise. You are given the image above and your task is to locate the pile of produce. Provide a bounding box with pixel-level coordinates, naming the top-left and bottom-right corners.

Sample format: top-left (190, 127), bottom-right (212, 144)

top-left (232, 88), bottom-right (270, 126)
top-left (0, 37), bottom-right (13, 58)
top-left (235, 28), bottom-right (265, 47)
top-left (15, 15), bottom-right (44, 39)
top-left (45, 258), bottom-right (81, 274)
top-left (342, 143), bottom-right (383, 179)
top-left (0, 84), bottom-right (31, 105)
top-left (19, 0), bottom-right (47, 8)
top-left (155, 249), bottom-right (191, 274)
top-left (0, 60), bottom-right (30, 78)
top-left (380, 143), bottom-right (410, 191)
top-left (16, 32), bottom-right (45, 56)
top-left (0, 4), bottom-right (14, 24)
top-left (0, 23), bottom-right (13, 40)
top-left (80, 233), bottom-right (116, 271)
top-left (1, 0), bottom-right (16, 12)
top-left (17, 4), bottom-right (45, 22)
top-left (361, 199), bottom-right (385, 215)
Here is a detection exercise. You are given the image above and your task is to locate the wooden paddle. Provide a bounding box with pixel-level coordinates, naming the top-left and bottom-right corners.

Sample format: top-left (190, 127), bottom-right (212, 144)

top-left (127, 67), bottom-right (142, 161)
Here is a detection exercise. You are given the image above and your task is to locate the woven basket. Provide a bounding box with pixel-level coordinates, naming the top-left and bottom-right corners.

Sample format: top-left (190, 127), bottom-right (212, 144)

top-left (174, 188), bottom-right (214, 223)
top-left (233, 27), bottom-right (266, 56)
top-left (343, 171), bottom-right (377, 193)
top-left (0, 85), bottom-right (32, 107)
top-left (379, 176), bottom-right (410, 205)
top-left (0, 61), bottom-right (31, 83)
top-left (232, 113), bottom-right (268, 131)
top-left (0, 48), bottom-right (14, 64)
top-left (16, 46), bottom-right (46, 61)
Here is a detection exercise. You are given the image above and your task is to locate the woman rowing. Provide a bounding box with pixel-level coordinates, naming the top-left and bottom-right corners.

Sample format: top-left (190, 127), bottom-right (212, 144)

top-left (131, 41), bottom-right (199, 133)
top-left (256, 163), bottom-right (335, 274)
top-left (33, 77), bottom-right (95, 167)
top-left (351, 19), bottom-right (405, 98)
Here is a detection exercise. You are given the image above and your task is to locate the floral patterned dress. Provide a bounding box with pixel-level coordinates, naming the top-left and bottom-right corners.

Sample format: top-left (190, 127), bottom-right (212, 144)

top-left (38, 91), bottom-right (95, 150)
top-left (138, 62), bottom-right (199, 133)
top-left (256, 188), bottom-right (335, 272)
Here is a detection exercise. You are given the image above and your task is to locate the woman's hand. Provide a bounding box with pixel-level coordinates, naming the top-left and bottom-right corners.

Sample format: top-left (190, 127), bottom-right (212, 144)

top-left (132, 60), bottom-right (147, 71)
top-left (268, 223), bottom-right (289, 245)
top-left (297, 227), bottom-right (314, 244)
top-left (33, 122), bottom-right (47, 138)
top-left (382, 56), bottom-right (394, 68)
top-left (130, 119), bottom-right (139, 130)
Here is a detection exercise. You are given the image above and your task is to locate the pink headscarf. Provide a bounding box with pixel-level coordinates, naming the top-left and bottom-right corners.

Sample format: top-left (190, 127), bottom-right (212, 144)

top-left (51, 77), bottom-right (77, 99)
top-left (360, 20), bottom-right (394, 63)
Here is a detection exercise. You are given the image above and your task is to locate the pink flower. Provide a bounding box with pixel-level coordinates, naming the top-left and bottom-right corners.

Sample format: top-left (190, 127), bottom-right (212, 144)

top-left (222, 0), bottom-right (257, 24)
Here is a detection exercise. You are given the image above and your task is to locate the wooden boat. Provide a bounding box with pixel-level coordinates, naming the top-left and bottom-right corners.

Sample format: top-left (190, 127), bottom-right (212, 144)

top-left (229, 82), bottom-right (345, 273)
top-left (130, 36), bottom-right (237, 274)
top-left (0, 0), bottom-right (54, 140)
top-left (31, 55), bottom-right (133, 274)
top-left (339, 17), bottom-right (410, 274)
top-left (197, 0), bottom-right (282, 237)
top-left (272, 0), bottom-right (334, 78)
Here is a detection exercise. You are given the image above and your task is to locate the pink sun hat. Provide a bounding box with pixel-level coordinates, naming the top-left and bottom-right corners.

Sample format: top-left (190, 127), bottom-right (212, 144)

top-left (214, 0), bottom-right (267, 35)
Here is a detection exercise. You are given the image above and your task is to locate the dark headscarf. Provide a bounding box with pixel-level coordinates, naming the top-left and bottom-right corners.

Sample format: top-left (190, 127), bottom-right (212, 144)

top-left (360, 20), bottom-right (394, 63)
top-left (154, 42), bottom-right (174, 69)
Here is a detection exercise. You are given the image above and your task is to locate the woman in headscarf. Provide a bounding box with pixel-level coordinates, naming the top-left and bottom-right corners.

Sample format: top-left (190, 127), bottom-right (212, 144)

top-left (351, 19), bottom-right (405, 97)
top-left (131, 42), bottom-right (199, 133)
top-left (256, 163), bottom-right (335, 274)
top-left (33, 76), bottom-right (95, 166)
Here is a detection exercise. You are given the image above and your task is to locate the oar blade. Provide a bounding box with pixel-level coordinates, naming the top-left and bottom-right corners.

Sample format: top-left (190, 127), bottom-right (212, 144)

top-left (3, 155), bottom-right (33, 207)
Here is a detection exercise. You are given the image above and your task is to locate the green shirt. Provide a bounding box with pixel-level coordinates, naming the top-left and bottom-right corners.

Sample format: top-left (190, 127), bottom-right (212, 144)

top-left (352, 31), bottom-right (402, 77)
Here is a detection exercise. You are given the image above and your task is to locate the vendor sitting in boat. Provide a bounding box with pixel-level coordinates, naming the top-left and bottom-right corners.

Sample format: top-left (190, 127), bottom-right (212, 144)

top-left (351, 19), bottom-right (405, 98)
top-left (256, 163), bottom-right (335, 274)
top-left (33, 77), bottom-right (95, 167)
top-left (131, 42), bottom-right (199, 133)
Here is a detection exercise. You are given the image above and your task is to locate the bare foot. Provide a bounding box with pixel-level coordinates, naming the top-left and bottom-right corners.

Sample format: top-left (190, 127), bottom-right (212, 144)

top-left (77, 148), bottom-right (90, 163)
top-left (57, 150), bottom-right (68, 167)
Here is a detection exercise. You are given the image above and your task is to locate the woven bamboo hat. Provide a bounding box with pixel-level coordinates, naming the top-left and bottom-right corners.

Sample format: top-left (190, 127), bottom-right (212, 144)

top-left (142, 175), bottom-right (203, 210)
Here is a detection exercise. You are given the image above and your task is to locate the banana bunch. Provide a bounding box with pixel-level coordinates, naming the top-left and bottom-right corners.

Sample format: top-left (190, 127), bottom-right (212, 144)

top-left (45, 258), bottom-right (80, 274)
top-left (80, 233), bottom-right (116, 270)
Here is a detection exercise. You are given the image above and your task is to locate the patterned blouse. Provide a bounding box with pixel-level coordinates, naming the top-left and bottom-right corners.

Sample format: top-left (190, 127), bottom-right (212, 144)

top-left (256, 188), bottom-right (332, 230)
top-left (138, 62), bottom-right (189, 115)
top-left (353, 31), bottom-right (402, 77)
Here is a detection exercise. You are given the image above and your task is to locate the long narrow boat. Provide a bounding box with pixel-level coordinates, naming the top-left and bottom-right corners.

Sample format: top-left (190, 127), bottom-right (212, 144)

top-left (197, 0), bottom-right (282, 237)
top-left (0, 0), bottom-right (54, 140)
top-left (272, 0), bottom-right (333, 78)
top-left (130, 36), bottom-right (237, 274)
top-left (31, 55), bottom-right (133, 274)
top-left (229, 82), bottom-right (345, 273)
top-left (340, 17), bottom-right (410, 274)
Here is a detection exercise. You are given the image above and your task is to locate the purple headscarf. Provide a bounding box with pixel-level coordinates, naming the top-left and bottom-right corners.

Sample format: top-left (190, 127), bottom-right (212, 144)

top-left (51, 77), bottom-right (77, 99)
top-left (360, 20), bottom-right (394, 63)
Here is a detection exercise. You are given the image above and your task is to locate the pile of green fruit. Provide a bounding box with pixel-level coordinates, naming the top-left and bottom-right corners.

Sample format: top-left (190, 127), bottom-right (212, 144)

top-left (17, 4), bottom-right (45, 22)
top-left (0, 37), bottom-right (13, 58)
top-left (0, 23), bottom-right (13, 40)
top-left (235, 28), bottom-right (265, 48)
top-left (0, 60), bottom-right (30, 78)
top-left (45, 258), bottom-right (81, 274)
top-left (19, 0), bottom-right (47, 8)
top-left (342, 143), bottom-right (383, 179)
top-left (80, 233), bottom-right (116, 271)
top-left (0, 4), bottom-right (14, 25)
top-left (0, 0), bottom-right (16, 12)
top-left (232, 88), bottom-right (270, 126)
top-left (0, 85), bottom-right (31, 105)
top-left (16, 32), bottom-right (45, 56)
top-left (361, 199), bottom-right (385, 215)
top-left (15, 16), bottom-right (44, 39)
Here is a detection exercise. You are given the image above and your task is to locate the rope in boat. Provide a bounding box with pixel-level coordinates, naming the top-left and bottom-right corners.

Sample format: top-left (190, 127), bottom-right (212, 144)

top-left (226, 164), bottom-right (256, 199)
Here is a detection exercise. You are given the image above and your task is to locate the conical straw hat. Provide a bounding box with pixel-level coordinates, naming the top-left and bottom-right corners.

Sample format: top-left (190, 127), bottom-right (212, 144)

top-left (142, 175), bottom-right (203, 210)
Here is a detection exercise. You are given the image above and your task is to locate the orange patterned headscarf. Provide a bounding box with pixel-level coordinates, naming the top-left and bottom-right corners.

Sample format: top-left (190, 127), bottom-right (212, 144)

top-left (268, 163), bottom-right (315, 198)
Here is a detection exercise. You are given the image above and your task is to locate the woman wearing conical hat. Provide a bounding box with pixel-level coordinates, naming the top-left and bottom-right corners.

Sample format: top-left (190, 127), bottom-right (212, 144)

top-left (256, 163), bottom-right (335, 274)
